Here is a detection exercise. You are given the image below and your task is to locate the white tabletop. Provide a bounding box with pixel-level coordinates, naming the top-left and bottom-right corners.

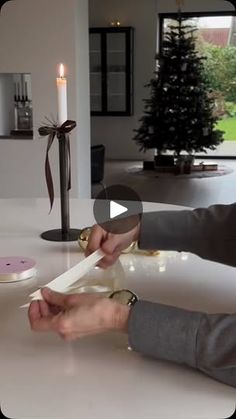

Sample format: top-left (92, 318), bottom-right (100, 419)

top-left (0, 198), bottom-right (236, 419)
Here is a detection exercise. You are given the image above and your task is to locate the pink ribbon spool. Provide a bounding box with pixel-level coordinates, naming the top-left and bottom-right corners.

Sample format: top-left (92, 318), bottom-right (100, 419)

top-left (0, 257), bottom-right (36, 282)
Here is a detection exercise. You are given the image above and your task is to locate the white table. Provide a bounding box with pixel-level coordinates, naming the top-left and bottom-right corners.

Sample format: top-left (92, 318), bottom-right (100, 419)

top-left (0, 198), bottom-right (236, 419)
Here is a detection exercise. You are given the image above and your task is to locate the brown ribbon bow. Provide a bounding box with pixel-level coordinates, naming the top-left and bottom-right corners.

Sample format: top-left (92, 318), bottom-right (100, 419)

top-left (38, 120), bottom-right (76, 212)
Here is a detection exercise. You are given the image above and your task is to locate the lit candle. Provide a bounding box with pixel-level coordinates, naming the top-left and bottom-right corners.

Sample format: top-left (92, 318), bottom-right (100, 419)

top-left (56, 63), bottom-right (68, 125)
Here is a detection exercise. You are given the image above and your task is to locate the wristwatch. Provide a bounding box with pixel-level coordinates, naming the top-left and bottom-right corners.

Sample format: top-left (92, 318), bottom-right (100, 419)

top-left (109, 289), bottom-right (138, 307)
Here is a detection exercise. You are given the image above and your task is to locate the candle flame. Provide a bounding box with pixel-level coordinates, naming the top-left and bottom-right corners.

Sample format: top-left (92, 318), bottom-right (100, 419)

top-left (59, 63), bottom-right (65, 78)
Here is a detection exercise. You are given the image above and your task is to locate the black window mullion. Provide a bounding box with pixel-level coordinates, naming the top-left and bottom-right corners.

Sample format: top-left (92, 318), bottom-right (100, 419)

top-left (125, 28), bottom-right (133, 115)
top-left (101, 32), bottom-right (107, 113)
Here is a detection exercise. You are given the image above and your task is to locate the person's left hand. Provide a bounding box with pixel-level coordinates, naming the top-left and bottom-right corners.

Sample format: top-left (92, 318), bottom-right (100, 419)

top-left (28, 288), bottom-right (130, 341)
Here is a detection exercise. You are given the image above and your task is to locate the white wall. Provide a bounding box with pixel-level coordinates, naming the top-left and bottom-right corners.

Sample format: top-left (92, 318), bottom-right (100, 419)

top-left (89, 0), bottom-right (234, 160)
top-left (0, 0), bottom-right (91, 198)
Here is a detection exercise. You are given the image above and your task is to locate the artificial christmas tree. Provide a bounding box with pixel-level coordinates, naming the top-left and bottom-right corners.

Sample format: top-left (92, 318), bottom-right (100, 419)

top-left (133, 12), bottom-right (224, 170)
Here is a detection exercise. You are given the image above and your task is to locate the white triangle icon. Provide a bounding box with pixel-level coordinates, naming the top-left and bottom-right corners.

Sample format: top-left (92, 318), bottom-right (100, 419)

top-left (110, 201), bottom-right (128, 219)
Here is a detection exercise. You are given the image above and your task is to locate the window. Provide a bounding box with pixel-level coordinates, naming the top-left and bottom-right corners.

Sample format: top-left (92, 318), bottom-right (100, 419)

top-left (160, 11), bottom-right (236, 158)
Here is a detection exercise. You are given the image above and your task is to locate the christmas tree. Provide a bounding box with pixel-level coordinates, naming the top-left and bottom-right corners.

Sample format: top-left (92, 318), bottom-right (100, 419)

top-left (133, 13), bottom-right (224, 157)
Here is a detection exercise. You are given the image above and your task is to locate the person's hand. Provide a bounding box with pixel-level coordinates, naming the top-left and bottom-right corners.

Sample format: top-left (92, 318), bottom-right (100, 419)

top-left (28, 288), bottom-right (130, 341)
top-left (85, 220), bottom-right (140, 269)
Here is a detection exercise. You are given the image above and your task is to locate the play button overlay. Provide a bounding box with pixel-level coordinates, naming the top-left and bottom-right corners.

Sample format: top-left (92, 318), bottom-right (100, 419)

top-left (110, 201), bottom-right (128, 219)
top-left (93, 185), bottom-right (143, 234)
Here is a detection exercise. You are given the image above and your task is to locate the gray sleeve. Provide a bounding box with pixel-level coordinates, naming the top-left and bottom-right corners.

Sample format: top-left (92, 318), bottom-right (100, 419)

top-left (139, 203), bottom-right (236, 267)
top-left (128, 301), bottom-right (236, 387)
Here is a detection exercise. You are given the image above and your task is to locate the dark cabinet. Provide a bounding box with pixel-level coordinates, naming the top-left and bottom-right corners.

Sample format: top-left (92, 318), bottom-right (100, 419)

top-left (89, 27), bottom-right (134, 116)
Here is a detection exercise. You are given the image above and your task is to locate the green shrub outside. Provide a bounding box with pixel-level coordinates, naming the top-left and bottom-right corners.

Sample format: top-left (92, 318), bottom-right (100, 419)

top-left (199, 42), bottom-right (236, 102)
top-left (197, 40), bottom-right (236, 139)
top-left (224, 102), bottom-right (236, 118)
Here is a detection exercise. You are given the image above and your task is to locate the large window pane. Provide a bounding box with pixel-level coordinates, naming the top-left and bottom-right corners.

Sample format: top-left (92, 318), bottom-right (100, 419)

top-left (162, 14), bottom-right (236, 157)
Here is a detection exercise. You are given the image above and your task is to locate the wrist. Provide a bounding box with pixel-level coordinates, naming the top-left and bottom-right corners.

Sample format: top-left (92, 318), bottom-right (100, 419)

top-left (103, 299), bottom-right (131, 333)
top-left (114, 302), bottom-right (131, 332)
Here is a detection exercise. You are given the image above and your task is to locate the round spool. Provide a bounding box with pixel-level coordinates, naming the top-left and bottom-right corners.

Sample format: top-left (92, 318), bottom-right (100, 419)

top-left (0, 257), bottom-right (36, 283)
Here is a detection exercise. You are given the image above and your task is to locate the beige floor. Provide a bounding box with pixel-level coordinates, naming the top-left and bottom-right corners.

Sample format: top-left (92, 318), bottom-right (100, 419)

top-left (98, 159), bottom-right (236, 208)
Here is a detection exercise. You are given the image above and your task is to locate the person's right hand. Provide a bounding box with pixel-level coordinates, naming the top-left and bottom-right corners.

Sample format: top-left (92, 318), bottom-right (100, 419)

top-left (85, 219), bottom-right (141, 268)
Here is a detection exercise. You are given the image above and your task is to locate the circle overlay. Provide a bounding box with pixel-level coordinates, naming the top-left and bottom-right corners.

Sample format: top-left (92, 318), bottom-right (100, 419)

top-left (93, 185), bottom-right (143, 234)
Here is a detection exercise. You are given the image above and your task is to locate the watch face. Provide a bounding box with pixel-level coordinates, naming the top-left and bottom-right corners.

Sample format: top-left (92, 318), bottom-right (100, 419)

top-left (109, 289), bottom-right (138, 306)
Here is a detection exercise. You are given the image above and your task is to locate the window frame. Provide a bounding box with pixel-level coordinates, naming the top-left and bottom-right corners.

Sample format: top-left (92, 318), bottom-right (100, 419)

top-left (158, 10), bottom-right (236, 159)
top-left (159, 11), bottom-right (236, 52)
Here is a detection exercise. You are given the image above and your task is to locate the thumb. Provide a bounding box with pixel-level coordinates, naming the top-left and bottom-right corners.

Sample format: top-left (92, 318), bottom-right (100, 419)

top-left (41, 287), bottom-right (70, 308)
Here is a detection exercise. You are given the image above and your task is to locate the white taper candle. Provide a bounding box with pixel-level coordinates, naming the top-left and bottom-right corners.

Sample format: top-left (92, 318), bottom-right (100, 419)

top-left (56, 63), bottom-right (68, 125)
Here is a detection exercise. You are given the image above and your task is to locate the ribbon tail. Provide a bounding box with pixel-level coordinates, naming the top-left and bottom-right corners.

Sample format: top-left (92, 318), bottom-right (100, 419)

top-left (66, 134), bottom-right (71, 191)
top-left (45, 133), bottom-right (55, 212)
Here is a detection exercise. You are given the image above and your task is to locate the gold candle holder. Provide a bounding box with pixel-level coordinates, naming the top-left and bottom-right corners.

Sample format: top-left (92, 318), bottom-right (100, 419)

top-left (78, 228), bottom-right (159, 256)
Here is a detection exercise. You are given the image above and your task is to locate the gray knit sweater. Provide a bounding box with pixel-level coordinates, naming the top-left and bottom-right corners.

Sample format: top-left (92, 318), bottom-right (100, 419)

top-left (128, 203), bottom-right (236, 387)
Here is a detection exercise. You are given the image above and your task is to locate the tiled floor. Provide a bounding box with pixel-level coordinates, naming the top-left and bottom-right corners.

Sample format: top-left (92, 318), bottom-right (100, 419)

top-left (98, 159), bottom-right (236, 208)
